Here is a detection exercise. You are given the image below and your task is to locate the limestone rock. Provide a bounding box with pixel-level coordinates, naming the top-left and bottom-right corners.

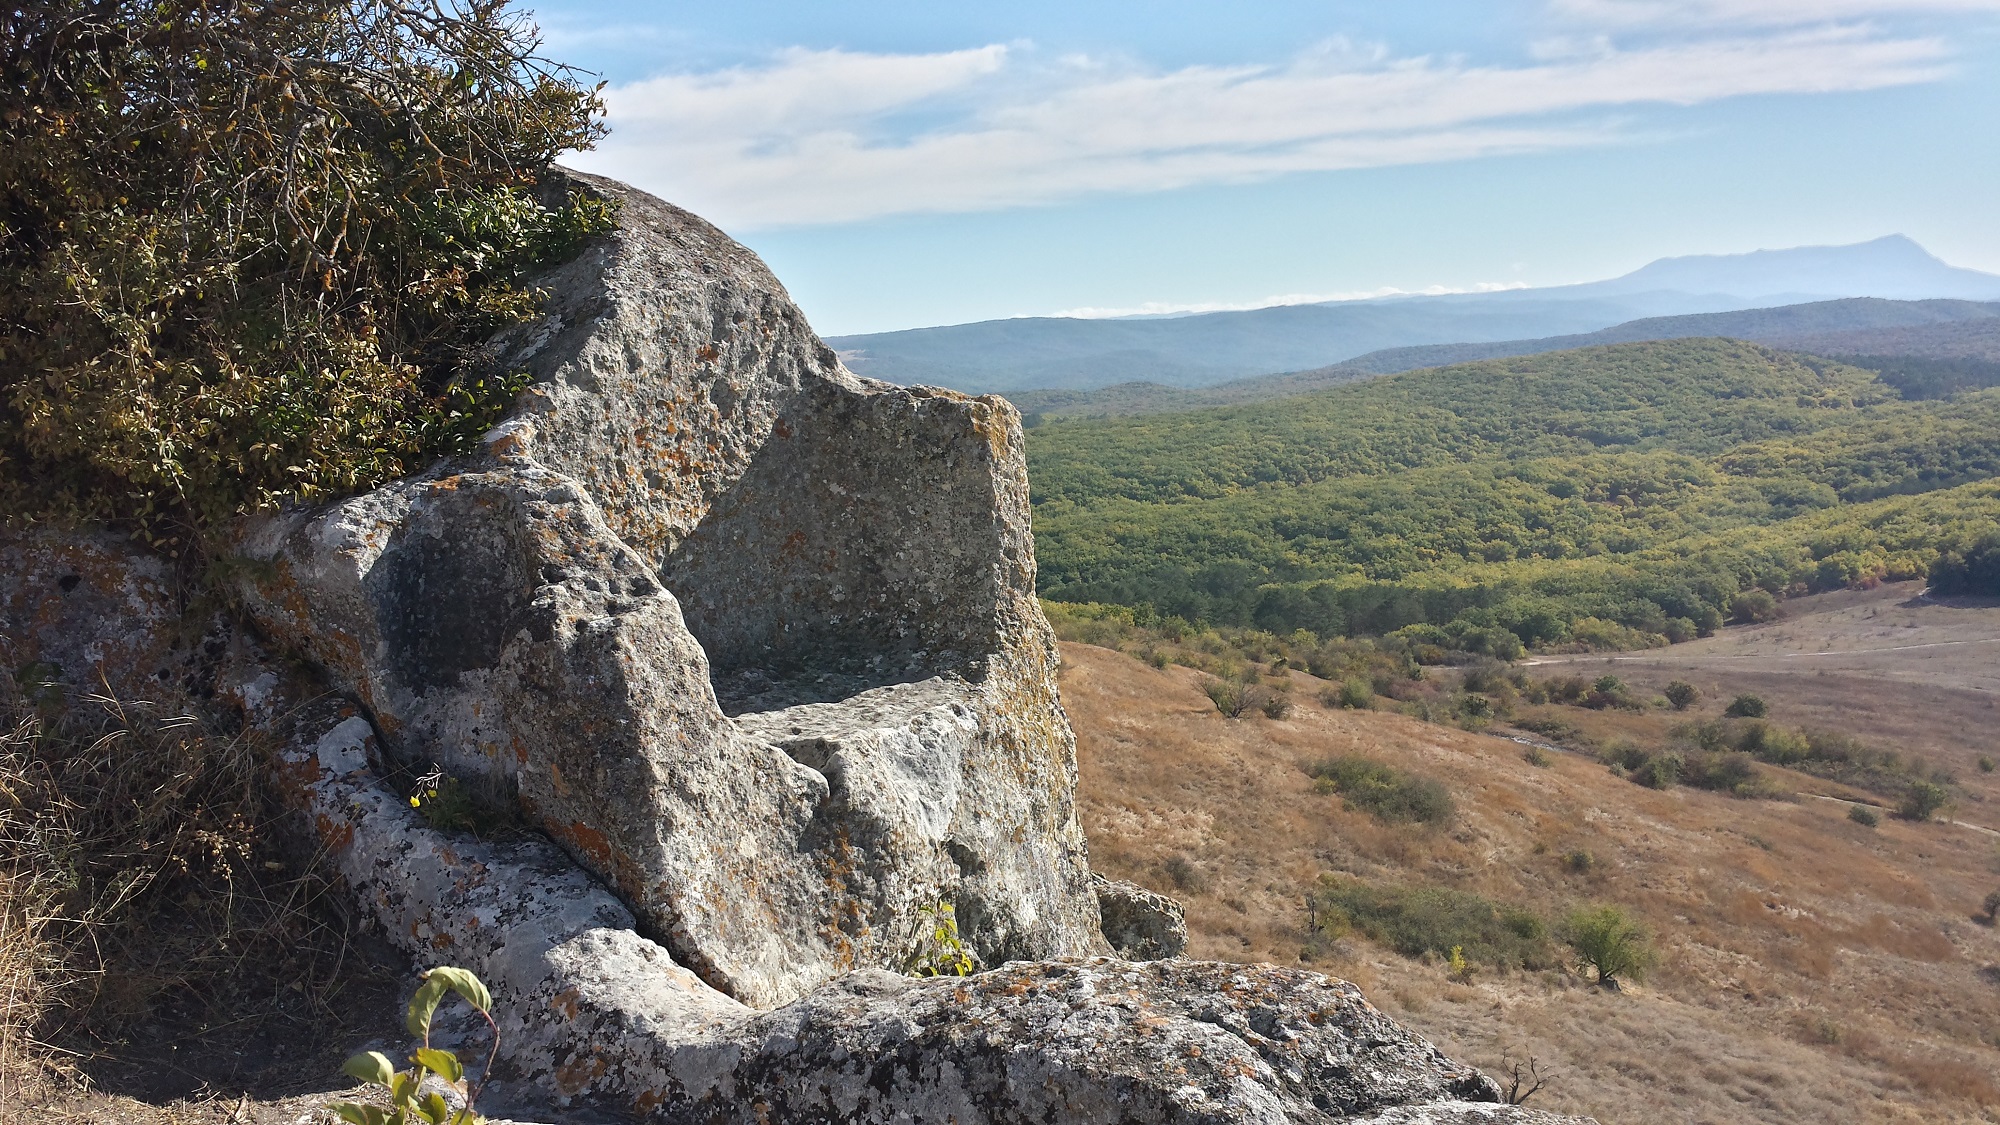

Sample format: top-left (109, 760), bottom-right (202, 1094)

top-left (0, 526), bottom-right (201, 701)
top-left (1094, 874), bottom-right (1190, 960)
top-left (227, 174), bottom-right (1098, 1007)
top-left (239, 671), bottom-right (1595, 1124)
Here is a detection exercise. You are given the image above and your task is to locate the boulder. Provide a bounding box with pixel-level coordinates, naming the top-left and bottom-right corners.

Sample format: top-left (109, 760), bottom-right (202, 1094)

top-left (0, 525), bottom-right (208, 701)
top-left (235, 664), bottom-right (1594, 1123)
top-left (1094, 874), bottom-right (1190, 959)
top-left (228, 174), bottom-right (1098, 1008)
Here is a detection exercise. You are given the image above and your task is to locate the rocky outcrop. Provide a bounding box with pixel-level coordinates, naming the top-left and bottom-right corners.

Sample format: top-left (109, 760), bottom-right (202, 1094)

top-left (1095, 874), bottom-right (1190, 960)
top-left (227, 659), bottom-right (1584, 1123)
top-left (4, 174), bottom-right (1601, 1123)
top-left (228, 175), bottom-right (1097, 1008)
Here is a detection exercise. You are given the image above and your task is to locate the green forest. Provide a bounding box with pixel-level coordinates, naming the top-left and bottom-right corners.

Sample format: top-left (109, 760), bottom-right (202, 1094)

top-left (1026, 338), bottom-right (2000, 652)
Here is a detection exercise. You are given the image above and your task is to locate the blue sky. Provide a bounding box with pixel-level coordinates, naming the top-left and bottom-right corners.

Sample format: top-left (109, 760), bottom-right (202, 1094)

top-left (535, 1), bottom-right (2000, 334)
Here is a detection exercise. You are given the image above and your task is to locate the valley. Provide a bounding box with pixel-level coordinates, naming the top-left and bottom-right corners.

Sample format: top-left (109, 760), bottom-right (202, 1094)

top-left (1027, 337), bottom-right (2000, 649)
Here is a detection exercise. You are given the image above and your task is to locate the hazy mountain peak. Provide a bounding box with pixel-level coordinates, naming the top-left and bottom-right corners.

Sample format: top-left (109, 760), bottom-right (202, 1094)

top-left (1599, 235), bottom-right (2000, 302)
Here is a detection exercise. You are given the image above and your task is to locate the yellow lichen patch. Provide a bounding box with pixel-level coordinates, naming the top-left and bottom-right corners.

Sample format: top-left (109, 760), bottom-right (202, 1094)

top-left (552, 989), bottom-right (582, 1020)
top-left (551, 818), bottom-right (616, 872)
top-left (967, 398), bottom-right (1017, 465)
top-left (553, 1052), bottom-right (608, 1095)
top-left (314, 811), bottom-right (356, 850)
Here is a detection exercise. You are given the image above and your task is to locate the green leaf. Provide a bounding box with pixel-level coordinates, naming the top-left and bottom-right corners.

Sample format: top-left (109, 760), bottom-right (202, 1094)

top-left (341, 1051), bottom-right (398, 1088)
top-left (406, 974), bottom-right (450, 1038)
top-left (414, 1048), bottom-right (464, 1083)
top-left (390, 1070), bottom-right (419, 1107)
top-left (427, 966), bottom-right (492, 1014)
top-left (419, 1090), bottom-right (454, 1124)
top-left (328, 1104), bottom-right (390, 1125)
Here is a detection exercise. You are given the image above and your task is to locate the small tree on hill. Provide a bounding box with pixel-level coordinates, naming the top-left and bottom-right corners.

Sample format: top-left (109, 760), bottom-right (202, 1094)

top-left (1723, 694), bottom-right (1767, 719)
top-left (1897, 781), bottom-right (1950, 822)
top-left (1204, 678), bottom-right (1248, 718)
top-left (1561, 904), bottom-right (1656, 987)
top-left (1730, 590), bottom-right (1779, 624)
top-left (1664, 681), bottom-right (1699, 711)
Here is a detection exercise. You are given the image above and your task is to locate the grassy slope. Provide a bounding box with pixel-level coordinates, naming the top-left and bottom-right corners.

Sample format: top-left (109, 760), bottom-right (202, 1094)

top-left (1063, 611), bottom-right (2000, 1125)
top-left (1028, 338), bottom-right (2000, 642)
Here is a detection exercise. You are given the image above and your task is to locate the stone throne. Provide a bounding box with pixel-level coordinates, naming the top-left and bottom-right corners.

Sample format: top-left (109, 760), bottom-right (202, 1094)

top-left (232, 174), bottom-right (1101, 1009)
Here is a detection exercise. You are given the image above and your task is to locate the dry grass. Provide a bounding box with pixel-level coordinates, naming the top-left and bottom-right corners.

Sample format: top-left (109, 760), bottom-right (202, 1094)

top-left (1066, 587), bottom-right (2000, 1125)
top-left (0, 683), bottom-right (404, 1116)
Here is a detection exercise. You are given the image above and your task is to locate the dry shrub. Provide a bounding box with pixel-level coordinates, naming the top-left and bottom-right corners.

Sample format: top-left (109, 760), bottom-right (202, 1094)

top-left (0, 682), bottom-right (376, 1090)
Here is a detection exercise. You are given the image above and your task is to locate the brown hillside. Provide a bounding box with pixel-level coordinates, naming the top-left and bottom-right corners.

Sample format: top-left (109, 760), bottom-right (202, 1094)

top-left (1066, 591), bottom-right (2000, 1125)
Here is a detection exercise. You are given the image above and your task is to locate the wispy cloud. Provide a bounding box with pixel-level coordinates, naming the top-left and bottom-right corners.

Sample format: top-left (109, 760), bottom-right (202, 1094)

top-left (567, 24), bottom-right (1952, 229)
top-left (1549, 0), bottom-right (2000, 26)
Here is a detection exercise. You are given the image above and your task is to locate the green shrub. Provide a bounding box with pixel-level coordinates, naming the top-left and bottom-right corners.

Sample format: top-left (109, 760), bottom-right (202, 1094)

top-left (1306, 756), bottom-right (1455, 825)
top-left (1980, 890), bottom-right (2000, 925)
top-left (1664, 681), bottom-right (1699, 711)
top-left (1581, 675), bottom-right (1641, 711)
top-left (1, 1), bottom-right (610, 550)
top-left (1561, 904), bottom-right (1656, 986)
top-left (1326, 678), bottom-right (1374, 709)
top-left (1980, 755), bottom-right (1996, 774)
top-left (1204, 679), bottom-right (1248, 718)
top-left (1523, 745), bottom-right (1553, 768)
top-left (1927, 532), bottom-right (2000, 596)
top-left (1634, 754), bottom-right (1682, 790)
top-left (1309, 877), bottom-right (1552, 970)
top-left (1259, 691), bottom-right (1294, 719)
top-left (334, 966), bottom-right (497, 1125)
top-left (1665, 720), bottom-right (1956, 803)
top-left (1734, 720), bottom-right (1808, 764)
top-left (1730, 590), bottom-right (1780, 624)
top-left (1848, 804), bottom-right (1880, 827)
top-left (1606, 730), bottom-right (1776, 797)
top-left (1724, 694), bottom-right (1768, 719)
top-left (1898, 781), bottom-right (1951, 822)
top-left (905, 903), bottom-right (975, 977)
top-left (1564, 849), bottom-right (1596, 873)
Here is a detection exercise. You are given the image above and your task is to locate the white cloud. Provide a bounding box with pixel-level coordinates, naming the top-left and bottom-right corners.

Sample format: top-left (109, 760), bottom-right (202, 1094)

top-left (567, 26), bottom-right (1952, 229)
top-left (1549, 0), bottom-right (2000, 26)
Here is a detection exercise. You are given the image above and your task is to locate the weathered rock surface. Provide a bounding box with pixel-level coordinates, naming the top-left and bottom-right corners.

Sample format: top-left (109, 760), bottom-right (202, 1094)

top-left (228, 174), bottom-right (1097, 1008)
top-left (229, 660), bottom-right (1591, 1123)
top-left (1094, 874), bottom-right (1190, 960)
top-left (0, 526), bottom-right (204, 701)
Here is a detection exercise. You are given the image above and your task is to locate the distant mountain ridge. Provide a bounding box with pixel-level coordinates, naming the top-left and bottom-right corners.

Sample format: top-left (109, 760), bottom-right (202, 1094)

top-left (1583, 235), bottom-right (2000, 302)
top-left (1341, 297), bottom-right (2000, 375)
top-left (1003, 297), bottom-right (2000, 421)
top-left (829, 237), bottom-right (2000, 394)
top-left (830, 291), bottom-right (1745, 393)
